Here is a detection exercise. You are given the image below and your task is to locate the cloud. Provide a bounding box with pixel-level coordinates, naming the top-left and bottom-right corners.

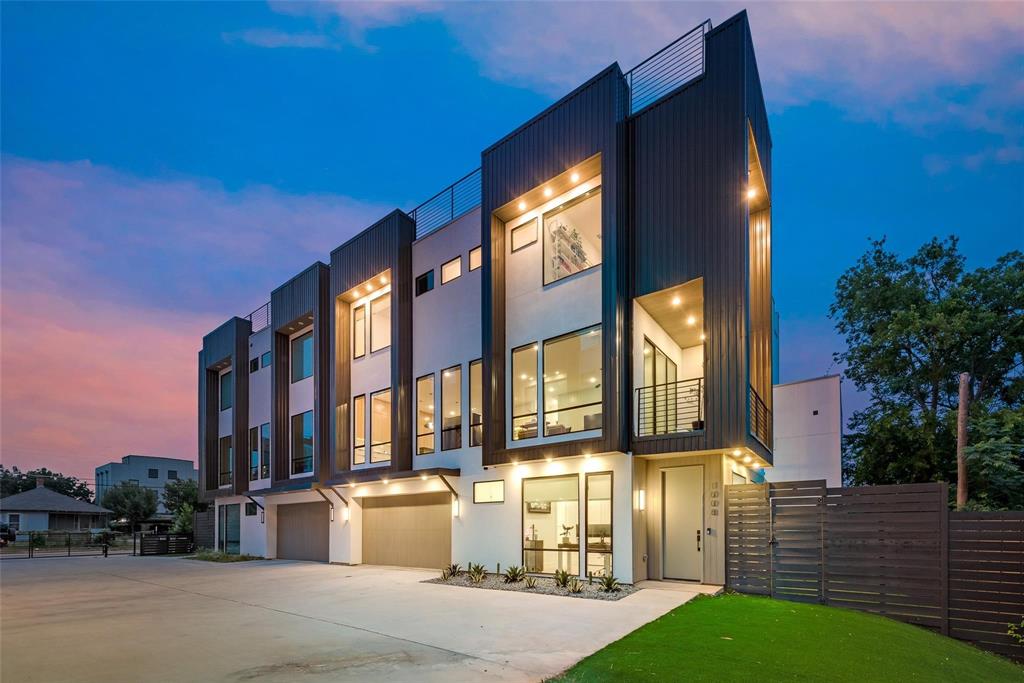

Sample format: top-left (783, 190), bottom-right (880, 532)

top-left (1, 156), bottom-right (386, 481)
top-left (263, 1), bottom-right (1023, 170)
top-left (222, 28), bottom-right (338, 50)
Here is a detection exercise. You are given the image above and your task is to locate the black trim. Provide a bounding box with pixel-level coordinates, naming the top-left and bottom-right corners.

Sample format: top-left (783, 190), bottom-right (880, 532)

top-left (352, 394), bottom-right (366, 465)
top-left (415, 270), bottom-right (434, 296)
top-left (541, 186), bottom-right (603, 286)
top-left (584, 470), bottom-right (613, 577)
top-left (369, 291), bottom-right (391, 354)
top-left (369, 388), bottom-right (392, 463)
top-left (440, 364), bottom-right (462, 451)
top-left (440, 255), bottom-right (462, 284)
top-left (509, 218), bottom-right (537, 253)
top-left (521, 472), bottom-right (580, 575)
top-left (352, 305), bottom-right (366, 359)
top-left (415, 373), bottom-right (435, 455)
top-left (468, 246), bottom-right (482, 271)
top-left (473, 479), bottom-right (504, 504)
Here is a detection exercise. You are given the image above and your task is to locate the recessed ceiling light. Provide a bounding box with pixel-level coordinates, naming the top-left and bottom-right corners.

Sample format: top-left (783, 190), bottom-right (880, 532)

top-left (687, 315), bottom-right (696, 326)
top-left (732, 449), bottom-right (741, 457)
top-left (517, 200), bottom-right (526, 211)
top-left (747, 187), bottom-right (757, 199)
top-left (589, 377), bottom-right (597, 383)
top-left (671, 296), bottom-right (681, 306)
top-left (700, 332), bottom-right (706, 341)
top-left (570, 172), bottom-right (580, 183)
top-left (380, 276), bottom-right (388, 284)
top-left (543, 187), bottom-right (552, 197)
top-left (366, 284), bottom-right (374, 292)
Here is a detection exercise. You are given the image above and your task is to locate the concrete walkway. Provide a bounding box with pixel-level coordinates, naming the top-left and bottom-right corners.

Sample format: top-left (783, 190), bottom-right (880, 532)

top-left (1, 556), bottom-right (708, 682)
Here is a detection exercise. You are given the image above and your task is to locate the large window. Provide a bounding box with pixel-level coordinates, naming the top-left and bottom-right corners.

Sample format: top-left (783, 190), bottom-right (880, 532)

top-left (643, 338), bottom-right (679, 434)
top-left (523, 475), bottom-right (579, 574)
top-left (469, 359), bottom-right (483, 447)
top-left (441, 365), bottom-right (461, 450)
top-left (543, 187), bottom-right (601, 284)
top-left (291, 331), bottom-right (313, 383)
top-left (543, 325), bottom-right (602, 436)
top-left (291, 410), bottom-right (313, 475)
top-left (218, 436), bottom-right (232, 486)
top-left (219, 371), bottom-right (232, 411)
top-left (370, 389), bottom-right (391, 463)
top-left (416, 374), bottom-right (435, 455)
top-left (511, 343), bottom-right (538, 440)
top-left (352, 395), bottom-right (365, 465)
top-left (585, 472), bottom-right (613, 577)
top-left (259, 422), bottom-right (271, 479)
top-left (249, 427), bottom-right (259, 481)
top-left (217, 504), bottom-right (240, 555)
top-left (370, 293), bottom-right (391, 352)
top-left (353, 305), bottom-right (366, 358)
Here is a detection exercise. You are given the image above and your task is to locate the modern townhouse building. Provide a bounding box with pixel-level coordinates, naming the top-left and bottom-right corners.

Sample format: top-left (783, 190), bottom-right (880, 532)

top-left (199, 11), bottom-right (772, 585)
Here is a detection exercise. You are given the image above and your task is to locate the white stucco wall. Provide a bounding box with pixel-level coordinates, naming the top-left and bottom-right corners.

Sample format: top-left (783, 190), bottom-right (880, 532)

top-left (767, 375), bottom-right (842, 487)
top-left (248, 327), bottom-right (272, 490)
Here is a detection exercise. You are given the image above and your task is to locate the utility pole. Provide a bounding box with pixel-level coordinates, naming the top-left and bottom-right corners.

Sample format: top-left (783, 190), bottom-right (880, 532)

top-left (956, 372), bottom-right (970, 511)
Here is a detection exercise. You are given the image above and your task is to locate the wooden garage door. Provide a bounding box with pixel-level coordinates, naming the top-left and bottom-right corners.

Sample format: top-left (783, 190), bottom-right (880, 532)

top-left (362, 492), bottom-right (451, 569)
top-left (277, 502), bottom-right (329, 562)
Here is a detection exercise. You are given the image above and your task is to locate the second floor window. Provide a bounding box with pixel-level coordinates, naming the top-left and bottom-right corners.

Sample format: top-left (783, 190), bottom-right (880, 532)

top-left (370, 389), bottom-right (392, 463)
top-left (543, 186), bottom-right (601, 284)
top-left (260, 423), bottom-right (271, 479)
top-left (370, 293), bottom-right (391, 352)
top-left (148, 468), bottom-right (158, 479)
top-left (543, 325), bottom-right (602, 435)
top-left (352, 395), bottom-right (366, 465)
top-left (511, 343), bottom-right (538, 440)
top-left (218, 436), bottom-right (232, 486)
top-left (219, 371), bottom-right (232, 411)
top-left (470, 359), bottom-right (483, 447)
top-left (353, 305), bottom-right (366, 358)
top-left (291, 331), bottom-right (313, 383)
top-left (441, 365), bottom-right (461, 450)
top-left (441, 256), bottom-right (462, 284)
top-left (249, 427), bottom-right (259, 481)
top-left (291, 410), bottom-right (313, 475)
top-left (469, 246), bottom-right (482, 271)
top-left (416, 374), bottom-right (435, 455)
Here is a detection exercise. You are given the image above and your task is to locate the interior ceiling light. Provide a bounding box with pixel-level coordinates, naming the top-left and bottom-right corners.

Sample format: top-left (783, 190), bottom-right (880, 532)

top-left (671, 296), bottom-right (682, 306)
top-left (517, 200), bottom-right (526, 211)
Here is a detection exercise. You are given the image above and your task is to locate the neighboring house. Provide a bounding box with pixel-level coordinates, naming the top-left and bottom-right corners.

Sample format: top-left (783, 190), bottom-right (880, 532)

top-left (766, 375), bottom-right (842, 487)
top-left (0, 478), bottom-right (112, 531)
top-left (95, 455), bottom-right (197, 515)
top-left (199, 12), bottom-right (774, 585)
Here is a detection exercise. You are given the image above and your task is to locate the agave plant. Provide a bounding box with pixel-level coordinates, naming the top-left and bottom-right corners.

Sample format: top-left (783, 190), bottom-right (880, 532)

top-left (446, 563), bottom-right (463, 577)
top-left (440, 567), bottom-right (452, 582)
top-left (503, 565), bottom-right (526, 583)
top-left (467, 562), bottom-right (486, 575)
top-left (566, 577), bottom-right (585, 594)
top-left (553, 568), bottom-right (571, 588)
top-left (467, 563), bottom-right (486, 584)
top-left (599, 574), bottom-right (621, 593)
top-left (524, 576), bottom-right (538, 589)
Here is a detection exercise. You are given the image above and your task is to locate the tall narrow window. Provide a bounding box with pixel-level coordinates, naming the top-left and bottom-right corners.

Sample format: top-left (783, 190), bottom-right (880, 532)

top-left (352, 395), bottom-right (366, 465)
top-left (218, 436), bottom-right (232, 486)
top-left (469, 246), bottom-right (482, 271)
top-left (219, 371), bottom-right (233, 411)
top-left (469, 359), bottom-right (483, 446)
top-left (441, 256), bottom-right (462, 284)
top-left (543, 187), bottom-right (601, 284)
top-left (585, 472), bottom-right (613, 577)
top-left (249, 427), bottom-right (259, 481)
top-left (353, 305), bottom-right (366, 358)
top-left (371, 293), bottom-right (391, 352)
top-left (523, 474), bottom-right (579, 574)
top-left (291, 410), bottom-right (313, 475)
top-left (370, 389), bottom-right (391, 463)
top-left (259, 423), bottom-right (271, 479)
top-left (642, 337), bottom-right (680, 436)
top-left (291, 331), bottom-right (313, 383)
top-left (416, 374), bottom-right (435, 455)
top-left (441, 365), bottom-right (461, 450)
top-left (543, 325), bottom-right (602, 436)
top-left (511, 343), bottom-right (538, 440)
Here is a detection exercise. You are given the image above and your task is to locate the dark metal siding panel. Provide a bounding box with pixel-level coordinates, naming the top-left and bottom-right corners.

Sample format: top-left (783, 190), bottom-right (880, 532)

top-left (629, 15), bottom-right (751, 455)
top-left (482, 66), bottom-right (629, 466)
top-left (270, 262), bottom-right (329, 488)
top-left (328, 210), bottom-right (416, 480)
top-left (198, 317), bottom-right (251, 497)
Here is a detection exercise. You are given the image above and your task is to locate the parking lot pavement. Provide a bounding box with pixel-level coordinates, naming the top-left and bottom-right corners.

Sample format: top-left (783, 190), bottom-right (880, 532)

top-left (0, 556), bottom-right (702, 682)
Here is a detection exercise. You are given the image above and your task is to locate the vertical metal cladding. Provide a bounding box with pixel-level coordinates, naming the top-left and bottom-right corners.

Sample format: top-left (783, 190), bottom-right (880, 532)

top-left (328, 210), bottom-right (416, 479)
top-left (629, 12), bottom-right (769, 457)
top-left (270, 262), bottom-right (330, 488)
top-left (482, 65), bottom-right (629, 466)
top-left (197, 316), bottom-right (251, 499)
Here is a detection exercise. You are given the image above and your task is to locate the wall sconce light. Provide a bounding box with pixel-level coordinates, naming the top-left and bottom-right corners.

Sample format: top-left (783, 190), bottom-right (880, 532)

top-left (637, 489), bottom-right (646, 512)
top-left (329, 507), bottom-right (335, 522)
top-left (342, 506), bottom-right (350, 522)
top-left (452, 498), bottom-right (460, 518)
top-left (260, 510), bottom-right (265, 524)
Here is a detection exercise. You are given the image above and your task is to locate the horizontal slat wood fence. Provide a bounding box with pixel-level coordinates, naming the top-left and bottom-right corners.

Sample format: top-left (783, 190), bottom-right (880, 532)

top-left (726, 481), bottom-right (1023, 662)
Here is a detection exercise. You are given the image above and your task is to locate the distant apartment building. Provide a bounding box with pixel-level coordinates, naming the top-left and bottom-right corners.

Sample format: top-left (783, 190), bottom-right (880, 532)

top-left (766, 375), bottom-right (842, 487)
top-left (94, 455), bottom-right (197, 514)
top-left (199, 12), bottom-right (773, 584)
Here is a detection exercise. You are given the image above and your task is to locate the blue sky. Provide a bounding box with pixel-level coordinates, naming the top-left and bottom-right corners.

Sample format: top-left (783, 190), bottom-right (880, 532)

top-left (2, 1), bottom-right (1021, 479)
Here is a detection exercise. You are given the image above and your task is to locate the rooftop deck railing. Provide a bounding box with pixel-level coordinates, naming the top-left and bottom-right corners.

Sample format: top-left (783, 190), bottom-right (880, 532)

top-left (624, 19), bottom-right (711, 115)
top-left (409, 167), bottom-right (482, 240)
top-left (245, 301), bottom-right (271, 334)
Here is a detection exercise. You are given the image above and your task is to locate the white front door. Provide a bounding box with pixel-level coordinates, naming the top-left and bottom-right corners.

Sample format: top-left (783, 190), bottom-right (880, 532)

top-left (662, 465), bottom-right (703, 581)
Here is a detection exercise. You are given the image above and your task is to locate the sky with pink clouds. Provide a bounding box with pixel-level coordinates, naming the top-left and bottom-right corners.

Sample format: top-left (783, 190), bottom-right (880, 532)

top-left (2, 2), bottom-right (1022, 485)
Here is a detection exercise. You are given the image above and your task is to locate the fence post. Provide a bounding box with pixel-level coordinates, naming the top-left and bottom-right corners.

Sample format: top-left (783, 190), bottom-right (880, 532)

top-left (67, 532), bottom-right (71, 557)
top-left (28, 532), bottom-right (33, 559)
top-left (939, 482), bottom-right (950, 636)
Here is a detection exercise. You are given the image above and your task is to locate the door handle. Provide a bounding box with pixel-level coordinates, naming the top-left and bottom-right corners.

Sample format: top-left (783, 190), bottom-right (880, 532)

top-left (696, 529), bottom-right (702, 552)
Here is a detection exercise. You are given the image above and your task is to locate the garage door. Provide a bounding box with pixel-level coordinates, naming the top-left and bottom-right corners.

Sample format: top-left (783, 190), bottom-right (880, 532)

top-left (276, 502), bottom-right (329, 562)
top-left (362, 492), bottom-right (452, 569)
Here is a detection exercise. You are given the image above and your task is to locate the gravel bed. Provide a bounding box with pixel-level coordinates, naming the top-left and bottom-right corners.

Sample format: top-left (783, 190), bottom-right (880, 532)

top-left (424, 573), bottom-right (638, 601)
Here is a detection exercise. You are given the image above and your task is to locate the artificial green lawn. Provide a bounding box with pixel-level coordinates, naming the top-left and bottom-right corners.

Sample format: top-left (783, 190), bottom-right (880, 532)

top-left (552, 593), bottom-right (1023, 682)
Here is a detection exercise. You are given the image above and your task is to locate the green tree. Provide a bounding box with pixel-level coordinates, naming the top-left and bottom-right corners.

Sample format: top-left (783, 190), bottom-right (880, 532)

top-left (0, 465), bottom-right (94, 502)
top-left (101, 482), bottom-right (158, 530)
top-left (831, 237), bottom-right (1023, 507)
top-left (171, 502), bottom-right (195, 534)
top-left (163, 478), bottom-right (205, 516)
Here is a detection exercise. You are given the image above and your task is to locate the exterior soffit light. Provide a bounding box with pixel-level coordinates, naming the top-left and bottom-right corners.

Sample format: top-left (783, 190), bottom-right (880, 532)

top-left (747, 187), bottom-right (757, 199)
top-left (570, 172), bottom-right (580, 183)
top-left (732, 449), bottom-right (741, 457)
top-left (671, 296), bottom-right (682, 306)
top-left (517, 201), bottom-right (526, 211)
top-left (543, 187), bottom-right (552, 197)
top-left (686, 315), bottom-right (696, 326)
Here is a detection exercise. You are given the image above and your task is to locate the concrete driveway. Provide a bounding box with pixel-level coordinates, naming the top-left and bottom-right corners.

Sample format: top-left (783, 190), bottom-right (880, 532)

top-left (1, 556), bottom-right (706, 682)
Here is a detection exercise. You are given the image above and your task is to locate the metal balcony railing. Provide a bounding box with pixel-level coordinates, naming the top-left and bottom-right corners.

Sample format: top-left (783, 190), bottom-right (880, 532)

top-left (624, 20), bottom-right (711, 115)
top-left (409, 168), bottom-right (482, 239)
top-left (636, 377), bottom-right (704, 437)
top-left (245, 302), bottom-right (271, 334)
top-left (750, 385), bottom-right (772, 447)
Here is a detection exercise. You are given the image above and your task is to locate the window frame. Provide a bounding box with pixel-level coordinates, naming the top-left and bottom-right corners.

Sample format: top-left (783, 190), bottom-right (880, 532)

top-left (167, 470), bottom-right (178, 481)
top-left (369, 388), bottom-right (392, 463)
top-left (245, 502), bottom-right (257, 516)
top-left (511, 342), bottom-right (539, 441)
top-left (370, 292), bottom-right (391, 353)
top-left (249, 358), bottom-right (259, 373)
top-left (352, 394), bottom-right (366, 465)
top-left (585, 470), bottom-right (614, 578)
top-left (469, 246), bottom-right (482, 271)
top-left (290, 410), bottom-right (314, 476)
top-left (441, 256), bottom-right (462, 285)
top-left (218, 436), bottom-right (232, 486)
top-left (510, 218), bottom-right (537, 253)
top-left (415, 270), bottom-right (434, 296)
top-left (473, 480), bottom-right (505, 504)
top-left (353, 304), bottom-right (366, 359)
top-left (521, 473), bottom-right (580, 575)
top-left (441, 364), bottom-right (462, 451)
top-left (542, 186), bottom-right (602, 285)
top-left (259, 422), bottom-right (271, 479)
top-left (249, 427), bottom-right (259, 481)
top-left (261, 351), bottom-right (272, 368)
top-left (147, 468), bottom-right (159, 479)
top-left (469, 359), bottom-right (483, 447)
top-left (219, 371), bottom-right (233, 412)
top-left (290, 330), bottom-right (314, 384)
top-left (541, 324), bottom-right (603, 437)
top-left (416, 373), bottom-right (435, 455)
